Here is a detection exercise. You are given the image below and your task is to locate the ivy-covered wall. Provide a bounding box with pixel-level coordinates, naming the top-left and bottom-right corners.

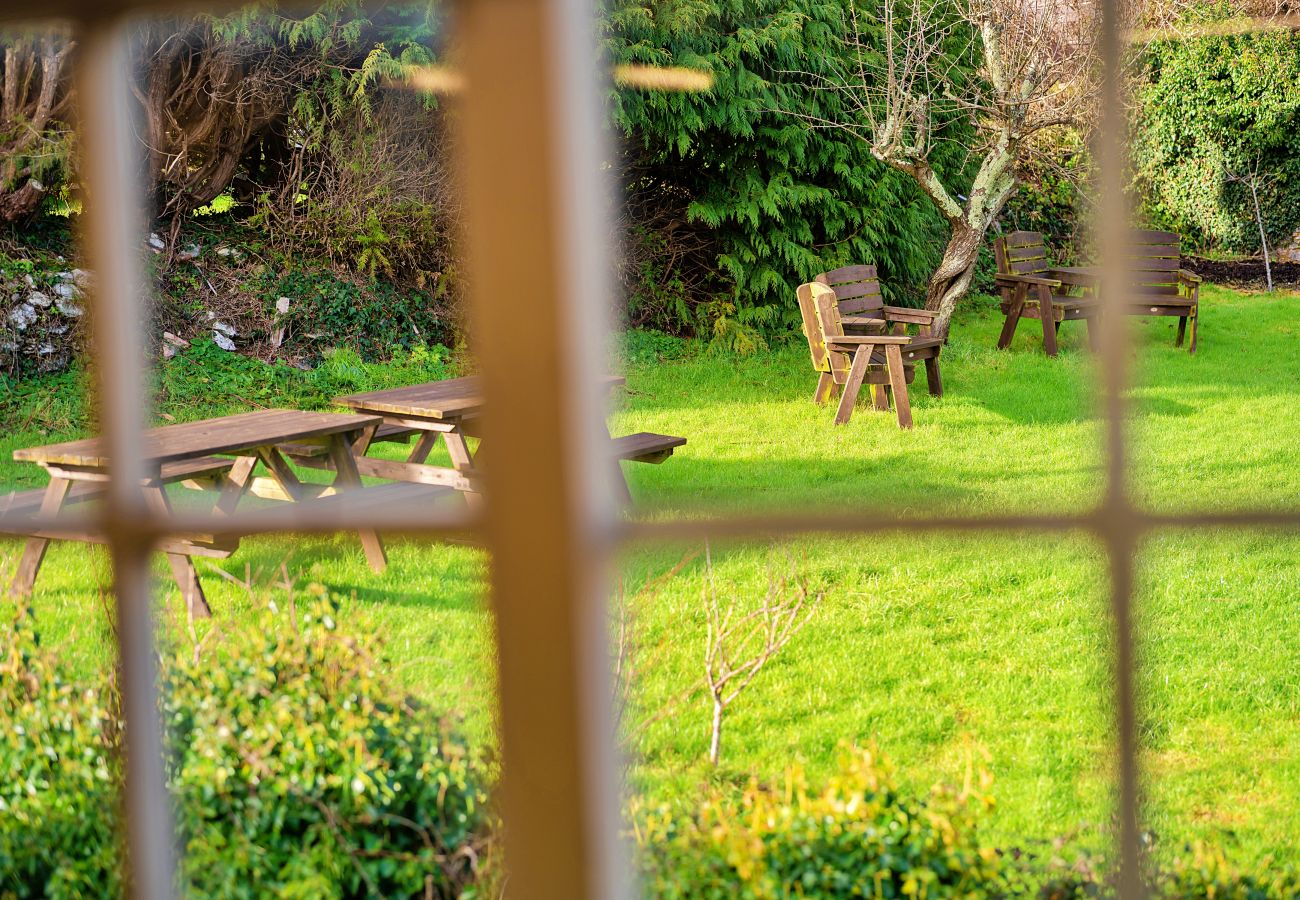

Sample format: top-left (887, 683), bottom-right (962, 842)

top-left (1134, 29), bottom-right (1300, 254)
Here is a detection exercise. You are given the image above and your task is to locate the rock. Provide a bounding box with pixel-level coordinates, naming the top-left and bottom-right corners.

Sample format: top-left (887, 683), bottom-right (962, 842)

top-left (26, 291), bottom-right (50, 308)
top-left (212, 320), bottom-right (237, 337)
top-left (54, 296), bottom-right (83, 317)
top-left (148, 233), bottom-right (166, 252)
top-left (23, 274), bottom-right (35, 289)
top-left (47, 324), bottom-right (69, 335)
top-left (162, 331), bottom-right (190, 349)
top-left (163, 343), bottom-right (178, 360)
top-left (8, 303), bottom-right (37, 330)
top-left (37, 343), bottom-right (55, 355)
top-left (271, 296), bottom-right (292, 349)
top-left (52, 282), bottom-right (81, 301)
top-left (178, 243), bottom-right (201, 260)
top-left (214, 245), bottom-right (244, 261)
top-left (212, 331), bottom-right (237, 351)
top-left (70, 269), bottom-right (93, 289)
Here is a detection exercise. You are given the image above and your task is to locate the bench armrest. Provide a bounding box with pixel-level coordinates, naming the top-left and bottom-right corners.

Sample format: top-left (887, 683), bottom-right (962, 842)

top-left (826, 335), bottom-right (913, 347)
top-left (1177, 269), bottom-right (1203, 285)
top-left (996, 273), bottom-right (1061, 288)
top-left (881, 305), bottom-right (937, 324)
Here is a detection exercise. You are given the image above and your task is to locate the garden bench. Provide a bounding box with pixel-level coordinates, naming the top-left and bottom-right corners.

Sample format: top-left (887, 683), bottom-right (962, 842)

top-left (1124, 229), bottom-right (1202, 353)
top-left (813, 265), bottom-right (944, 400)
top-left (797, 281), bottom-right (917, 428)
top-left (993, 230), bottom-right (1101, 357)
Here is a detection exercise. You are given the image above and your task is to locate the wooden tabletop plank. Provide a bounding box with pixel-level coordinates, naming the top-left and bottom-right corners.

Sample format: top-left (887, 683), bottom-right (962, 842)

top-left (13, 409), bottom-right (382, 468)
top-left (338, 374), bottom-right (627, 420)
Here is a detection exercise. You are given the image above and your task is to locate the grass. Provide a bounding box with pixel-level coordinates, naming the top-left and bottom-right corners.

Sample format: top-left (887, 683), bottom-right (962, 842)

top-left (2, 285), bottom-right (1298, 870)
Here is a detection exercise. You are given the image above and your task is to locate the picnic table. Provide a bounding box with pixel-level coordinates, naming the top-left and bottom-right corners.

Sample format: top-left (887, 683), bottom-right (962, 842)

top-left (3, 409), bottom-right (388, 618)
top-left (282, 375), bottom-right (685, 503)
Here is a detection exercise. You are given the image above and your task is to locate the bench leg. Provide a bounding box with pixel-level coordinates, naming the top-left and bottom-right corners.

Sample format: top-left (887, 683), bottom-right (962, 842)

top-left (8, 476), bottom-right (72, 599)
top-left (996, 289), bottom-right (1024, 350)
top-left (1175, 315), bottom-right (1187, 348)
top-left (813, 371), bottom-right (835, 406)
top-left (833, 348), bottom-right (870, 425)
top-left (142, 483), bottom-right (212, 619)
top-left (1187, 310), bottom-right (1198, 354)
top-left (327, 433), bottom-right (388, 573)
top-left (884, 346), bottom-right (913, 429)
top-left (1039, 288), bottom-right (1059, 357)
top-left (872, 383), bottom-right (890, 412)
top-left (924, 357), bottom-right (943, 398)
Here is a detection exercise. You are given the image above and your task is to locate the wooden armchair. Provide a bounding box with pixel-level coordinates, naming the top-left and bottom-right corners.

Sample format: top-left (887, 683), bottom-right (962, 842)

top-left (1127, 229), bottom-right (1201, 353)
top-left (796, 281), bottom-right (917, 428)
top-left (992, 231), bottom-right (1100, 357)
top-left (813, 265), bottom-right (943, 399)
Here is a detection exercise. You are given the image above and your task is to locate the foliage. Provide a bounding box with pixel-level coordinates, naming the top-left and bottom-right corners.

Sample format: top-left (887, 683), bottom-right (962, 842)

top-left (0, 612), bottom-right (121, 896)
top-left (247, 266), bottom-right (450, 360)
top-left (605, 0), bottom-right (962, 337)
top-left (0, 590), bottom-right (492, 897)
top-left (1134, 29), bottom-right (1300, 253)
top-left (634, 744), bottom-right (1003, 897)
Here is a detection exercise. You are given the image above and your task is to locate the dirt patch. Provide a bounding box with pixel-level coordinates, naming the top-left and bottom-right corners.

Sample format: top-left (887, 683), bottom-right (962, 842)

top-left (1181, 255), bottom-right (1300, 288)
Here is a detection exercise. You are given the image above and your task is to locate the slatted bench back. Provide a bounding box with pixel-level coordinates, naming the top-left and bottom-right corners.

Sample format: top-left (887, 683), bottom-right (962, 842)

top-left (1129, 229), bottom-right (1182, 296)
top-left (814, 265), bottom-right (886, 317)
top-left (993, 231), bottom-right (1051, 278)
top-left (796, 281), bottom-right (857, 382)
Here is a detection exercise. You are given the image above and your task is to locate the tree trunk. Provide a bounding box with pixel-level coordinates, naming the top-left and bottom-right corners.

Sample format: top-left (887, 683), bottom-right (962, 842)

top-left (924, 222), bottom-right (983, 340)
top-left (708, 699), bottom-right (724, 765)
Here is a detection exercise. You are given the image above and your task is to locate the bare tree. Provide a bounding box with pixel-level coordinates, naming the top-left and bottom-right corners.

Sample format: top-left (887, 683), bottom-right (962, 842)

top-left (0, 31), bottom-right (75, 223)
top-left (703, 544), bottom-right (823, 766)
top-left (791, 0), bottom-right (1103, 338)
top-left (852, 0), bottom-right (1097, 338)
top-left (1226, 155), bottom-right (1275, 291)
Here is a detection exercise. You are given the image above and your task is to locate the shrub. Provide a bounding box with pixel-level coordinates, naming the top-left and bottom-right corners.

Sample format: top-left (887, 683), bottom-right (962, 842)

top-left (606, 0), bottom-right (967, 338)
top-left (0, 589), bottom-right (492, 897)
top-left (633, 744), bottom-right (1002, 897)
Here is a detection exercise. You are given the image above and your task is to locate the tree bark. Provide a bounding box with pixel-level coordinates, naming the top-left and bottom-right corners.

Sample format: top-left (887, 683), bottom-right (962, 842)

top-left (708, 699), bottom-right (724, 765)
top-left (924, 222), bottom-right (982, 340)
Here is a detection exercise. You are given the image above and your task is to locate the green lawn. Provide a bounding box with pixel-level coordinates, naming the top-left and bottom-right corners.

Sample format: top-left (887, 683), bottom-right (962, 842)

top-left (2, 285), bottom-right (1298, 870)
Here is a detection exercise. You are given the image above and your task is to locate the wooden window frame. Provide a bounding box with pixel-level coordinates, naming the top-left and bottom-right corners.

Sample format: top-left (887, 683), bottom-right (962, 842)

top-left (0, 1), bottom-right (1297, 898)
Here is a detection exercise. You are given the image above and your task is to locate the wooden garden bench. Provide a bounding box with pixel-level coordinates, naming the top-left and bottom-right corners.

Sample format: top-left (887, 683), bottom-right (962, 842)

top-left (993, 230), bottom-right (1100, 357)
top-left (797, 281), bottom-right (917, 428)
top-left (1125, 229), bottom-right (1202, 353)
top-left (813, 265), bottom-right (944, 399)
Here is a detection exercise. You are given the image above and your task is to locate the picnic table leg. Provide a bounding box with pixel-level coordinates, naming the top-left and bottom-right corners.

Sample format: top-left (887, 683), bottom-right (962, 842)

top-left (884, 345), bottom-right (914, 429)
top-left (256, 447), bottom-right (308, 501)
top-left (1086, 314), bottom-right (1101, 352)
top-left (406, 431), bottom-right (440, 464)
top-left (142, 483), bottom-right (212, 620)
top-left (326, 432), bottom-right (388, 573)
top-left (8, 475), bottom-right (72, 599)
top-left (216, 455), bottom-right (257, 516)
top-left (834, 347), bottom-right (870, 426)
top-left (442, 430), bottom-right (487, 510)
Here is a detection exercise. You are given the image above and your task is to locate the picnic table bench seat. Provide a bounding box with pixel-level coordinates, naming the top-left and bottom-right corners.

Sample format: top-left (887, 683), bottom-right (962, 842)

top-left (0, 455), bottom-right (238, 526)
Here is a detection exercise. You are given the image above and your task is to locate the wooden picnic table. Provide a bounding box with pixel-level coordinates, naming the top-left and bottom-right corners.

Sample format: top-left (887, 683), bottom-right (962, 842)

top-left (7, 408), bottom-right (385, 618)
top-left (303, 375), bottom-right (685, 505)
top-left (323, 375), bottom-right (628, 497)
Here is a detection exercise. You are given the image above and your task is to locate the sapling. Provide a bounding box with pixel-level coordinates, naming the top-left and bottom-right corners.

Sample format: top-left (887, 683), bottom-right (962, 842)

top-left (702, 544), bottom-right (823, 766)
